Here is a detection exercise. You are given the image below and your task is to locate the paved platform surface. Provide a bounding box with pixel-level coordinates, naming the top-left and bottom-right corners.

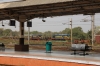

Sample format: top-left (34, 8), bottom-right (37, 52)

top-left (0, 49), bottom-right (100, 65)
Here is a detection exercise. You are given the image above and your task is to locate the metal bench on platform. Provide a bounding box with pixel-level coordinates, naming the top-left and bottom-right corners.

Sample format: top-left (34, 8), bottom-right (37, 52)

top-left (0, 43), bottom-right (5, 51)
top-left (71, 44), bottom-right (92, 56)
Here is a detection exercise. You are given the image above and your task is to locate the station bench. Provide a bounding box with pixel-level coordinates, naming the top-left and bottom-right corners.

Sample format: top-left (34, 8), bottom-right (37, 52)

top-left (71, 44), bottom-right (92, 56)
top-left (0, 43), bottom-right (5, 51)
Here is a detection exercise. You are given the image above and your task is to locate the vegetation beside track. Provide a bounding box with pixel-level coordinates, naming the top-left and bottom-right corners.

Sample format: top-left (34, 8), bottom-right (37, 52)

top-left (0, 38), bottom-right (100, 52)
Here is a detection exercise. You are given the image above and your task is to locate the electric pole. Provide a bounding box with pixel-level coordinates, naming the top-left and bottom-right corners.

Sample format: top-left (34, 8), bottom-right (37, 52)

top-left (70, 18), bottom-right (72, 45)
top-left (91, 14), bottom-right (95, 46)
top-left (28, 27), bottom-right (30, 44)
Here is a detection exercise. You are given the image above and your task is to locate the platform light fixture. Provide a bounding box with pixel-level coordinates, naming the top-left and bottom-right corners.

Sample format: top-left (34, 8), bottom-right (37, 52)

top-left (27, 20), bottom-right (32, 27)
top-left (2, 21), bottom-right (4, 26)
top-left (9, 19), bottom-right (16, 26)
top-left (42, 18), bottom-right (46, 22)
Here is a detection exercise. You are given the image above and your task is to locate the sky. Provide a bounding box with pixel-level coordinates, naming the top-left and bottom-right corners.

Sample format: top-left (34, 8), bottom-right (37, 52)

top-left (0, 0), bottom-right (22, 3)
top-left (0, 0), bottom-right (100, 33)
top-left (0, 13), bottom-right (100, 33)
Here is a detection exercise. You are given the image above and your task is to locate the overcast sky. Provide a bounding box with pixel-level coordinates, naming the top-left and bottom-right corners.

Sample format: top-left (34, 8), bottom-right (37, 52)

top-left (0, 0), bottom-right (100, 33)
top-left (0, 0), bottom-right (21, 3)
top-left (0, 13), bottom-right (100, 33)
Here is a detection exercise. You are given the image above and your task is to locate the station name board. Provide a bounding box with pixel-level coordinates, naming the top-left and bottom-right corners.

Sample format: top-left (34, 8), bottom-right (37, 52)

top-left (0, 0), bottom-right (25, 3)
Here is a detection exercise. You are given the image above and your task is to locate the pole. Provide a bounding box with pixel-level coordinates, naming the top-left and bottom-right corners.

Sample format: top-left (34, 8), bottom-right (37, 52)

top-left (28, 27), bottom-right (30, 44)
top-left (19, 22), bottom-right (24, 45)
top-left (91, 14), bottom-right (95, 46)
top-left (70, 18), bottom-right (72, 45)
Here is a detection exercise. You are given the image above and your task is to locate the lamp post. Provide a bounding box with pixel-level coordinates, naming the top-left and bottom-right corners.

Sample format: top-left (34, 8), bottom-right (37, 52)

top-left (27, 20), bottom-right (32, 44)
top-left (28, 27), bottom-right (30, 44)
top-left (62, 18), bottom-right (72, 44)
top-left (81, 15), bottom-right (95, 46)
top-left (70, 18), bottom-right (72, 45)
top-left (91, 15), bottom-right (95, 46)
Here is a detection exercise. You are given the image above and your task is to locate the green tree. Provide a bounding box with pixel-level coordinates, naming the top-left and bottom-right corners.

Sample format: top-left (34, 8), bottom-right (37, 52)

top-left (61, 28), bottom-right (71, 34)
top-left (12, 31), bottom-right (19, 37)
top-left (72, 27), bottom-right (86, 39)
top-left (87, 30), bottom-right (92, 39)
top-left (3, 29), bottom-right (12, 37)
top-left (44, 31), bottom-right (52, 38)
top-left (95, 26), bottom-right (100, 35)
top-left (31, 31), bottom-right (39, 34)
top-left (0, 28), bottom-right (4, 37)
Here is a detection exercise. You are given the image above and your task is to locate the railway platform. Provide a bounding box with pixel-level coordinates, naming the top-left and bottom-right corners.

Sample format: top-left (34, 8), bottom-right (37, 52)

top-left (0, 49), bottom-right (100, 66)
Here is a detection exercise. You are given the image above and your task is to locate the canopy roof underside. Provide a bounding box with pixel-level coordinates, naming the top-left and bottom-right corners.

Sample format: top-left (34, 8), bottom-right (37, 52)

top-left (0, 0), bottom-right (99, 21)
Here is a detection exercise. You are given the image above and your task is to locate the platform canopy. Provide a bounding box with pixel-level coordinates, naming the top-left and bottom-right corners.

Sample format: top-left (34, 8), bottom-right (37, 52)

top-left (0, 0), bottom-right (100, 21)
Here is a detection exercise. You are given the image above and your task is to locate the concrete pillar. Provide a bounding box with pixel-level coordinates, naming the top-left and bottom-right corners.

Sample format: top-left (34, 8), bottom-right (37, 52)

top-left (15, 18), bottom-right (29, 52)
top-left (19, 22), bottom-right (24, 45)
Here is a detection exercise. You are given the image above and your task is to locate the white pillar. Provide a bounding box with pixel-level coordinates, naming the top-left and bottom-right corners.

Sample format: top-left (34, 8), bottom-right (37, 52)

top-left (70, 18), bottom-right (72, 45)
top-left (28, 27), bottom-right (30, 44)
top-left (91, 14), bottom-right (95, 46)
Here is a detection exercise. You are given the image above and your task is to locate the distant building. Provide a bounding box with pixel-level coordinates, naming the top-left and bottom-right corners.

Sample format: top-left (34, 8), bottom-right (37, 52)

top-left (95, 35), bottom-right (100, 44)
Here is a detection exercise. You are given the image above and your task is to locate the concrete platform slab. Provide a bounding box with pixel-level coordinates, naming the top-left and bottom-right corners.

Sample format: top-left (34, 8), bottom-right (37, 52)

top-left (0, 49), bottom-right (100, 66)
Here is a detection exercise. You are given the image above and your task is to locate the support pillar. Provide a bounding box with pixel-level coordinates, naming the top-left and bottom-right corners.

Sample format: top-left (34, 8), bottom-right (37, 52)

top-left (15, 21), bottom-right (29, 52)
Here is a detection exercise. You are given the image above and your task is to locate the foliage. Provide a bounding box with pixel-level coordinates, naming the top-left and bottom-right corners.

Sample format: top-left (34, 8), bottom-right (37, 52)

top-left (61, 28), bottom-right (71, 34)
top-left (0, 26), bottom-right (94, 40)
top-left (87, 30), bottom-right (92, 39)
top-left (95, 26), bottom-right (100, 35)
top-left (0, 28), bottom-right (3, 37)
top-left (72, 27), bottom-right (86, 39)
top-left (3, 29), bottom-right (12, 37)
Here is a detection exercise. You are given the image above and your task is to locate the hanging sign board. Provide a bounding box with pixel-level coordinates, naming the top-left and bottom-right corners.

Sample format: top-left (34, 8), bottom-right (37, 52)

top-left (0, 0), bottom-right (25, 3)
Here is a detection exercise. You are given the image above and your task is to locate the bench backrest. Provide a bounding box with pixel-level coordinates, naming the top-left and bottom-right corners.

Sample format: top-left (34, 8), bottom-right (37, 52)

top-left (71, 44), bottom-right (88, 51)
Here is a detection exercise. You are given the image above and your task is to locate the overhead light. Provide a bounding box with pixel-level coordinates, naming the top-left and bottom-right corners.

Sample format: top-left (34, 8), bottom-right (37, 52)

top-left (9, 19), bottom-right (16, 26)
top-left (27, 20), bottom-right (32, 27)
top-left (2, 24), bottom-right (4, 26)
top-left (42, 18), bottom-right (46, 22)
top-left (2, 21), bottom-right (4, 26)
